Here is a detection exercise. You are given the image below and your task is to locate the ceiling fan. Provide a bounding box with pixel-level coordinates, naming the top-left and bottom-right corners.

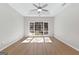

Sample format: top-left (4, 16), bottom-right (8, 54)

top-left (31, 3), bottom-right (49, 15)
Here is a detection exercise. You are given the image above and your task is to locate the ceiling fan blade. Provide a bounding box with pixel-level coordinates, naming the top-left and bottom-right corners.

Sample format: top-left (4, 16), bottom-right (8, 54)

top-left (42, 9), bottom-right (48, 12)
top-left (42, 4), bottom-right (48, 8)
top-left (33, 4), bottom-right (38, 8)
top-left (62, 3), bottom-right (66, 6)
top-left (29, 9), bottom-right (38, 14)
top-left (38, 11), bottom-right (41, 14)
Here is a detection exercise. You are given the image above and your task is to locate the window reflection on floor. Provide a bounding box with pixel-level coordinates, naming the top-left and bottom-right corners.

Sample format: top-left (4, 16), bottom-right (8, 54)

top-left (22, 37), bottom-right (52, 43)
top-left (31, 37), bottom-right (44, 43)
top-left (44, 37), bottom-right (52, 42)
top-left (22, 37), bottom-right (32, 43)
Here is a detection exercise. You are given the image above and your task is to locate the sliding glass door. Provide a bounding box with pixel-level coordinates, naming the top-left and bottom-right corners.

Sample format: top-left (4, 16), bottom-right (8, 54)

top-left (35, 22), bottom-right (43, 35)
top-left (30, 22), bottom-right (48, 36)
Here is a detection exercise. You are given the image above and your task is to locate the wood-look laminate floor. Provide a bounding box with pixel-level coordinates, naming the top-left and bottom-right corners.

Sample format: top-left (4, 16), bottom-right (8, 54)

top-left (2, 36), bottom-right (79, 55)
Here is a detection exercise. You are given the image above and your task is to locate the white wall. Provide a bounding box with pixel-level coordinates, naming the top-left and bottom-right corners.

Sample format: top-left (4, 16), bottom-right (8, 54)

top-left (0, 4), bottom-right (24, 51)
top-left (24, 17), bottom-right (54, 37)
top-left (54, 3), bottom-right (79, 51)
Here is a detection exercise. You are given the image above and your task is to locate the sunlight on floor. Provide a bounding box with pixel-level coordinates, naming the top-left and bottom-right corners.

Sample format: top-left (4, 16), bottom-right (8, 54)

top-left (44, 37), bottom-right (52, 42)
top-left (22, 37), bottom-right (52, 43)
top-left (22, 37), bottom-right (33, 43)
top-left (31, 37), bottom-right (44, 43)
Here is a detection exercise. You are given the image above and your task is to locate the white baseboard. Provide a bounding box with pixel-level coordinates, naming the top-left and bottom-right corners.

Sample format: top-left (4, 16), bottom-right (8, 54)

top-left (0, 35), bottom-right (24, 51)
top-left (54, 34), bottom-right (79, 52)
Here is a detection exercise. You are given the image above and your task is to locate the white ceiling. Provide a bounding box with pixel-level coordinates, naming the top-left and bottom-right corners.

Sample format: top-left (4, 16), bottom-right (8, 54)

top-left (8, 3), bottom-right (69, 17)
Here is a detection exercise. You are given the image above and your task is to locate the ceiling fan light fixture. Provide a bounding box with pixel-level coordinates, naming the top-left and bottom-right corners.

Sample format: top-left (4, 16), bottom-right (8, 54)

top-left (38, 9), bottom-right (42, 12)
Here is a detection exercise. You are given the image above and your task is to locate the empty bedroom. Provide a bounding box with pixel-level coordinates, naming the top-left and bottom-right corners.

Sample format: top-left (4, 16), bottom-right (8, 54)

top-left (0, 3), bottom-right (79, 55)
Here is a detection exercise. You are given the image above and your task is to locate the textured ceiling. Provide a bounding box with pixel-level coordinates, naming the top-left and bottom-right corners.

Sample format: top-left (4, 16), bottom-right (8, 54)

top-left (9, 3), bottom-right (69, 17)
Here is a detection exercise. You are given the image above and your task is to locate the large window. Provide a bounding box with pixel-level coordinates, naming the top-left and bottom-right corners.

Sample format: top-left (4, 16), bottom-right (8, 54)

top-left (30, 22), bottom-right (48, 35)
top-left (44, 22), bottom-right (48, 35)
top-left (30, 23), bottom-right (34, 34)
